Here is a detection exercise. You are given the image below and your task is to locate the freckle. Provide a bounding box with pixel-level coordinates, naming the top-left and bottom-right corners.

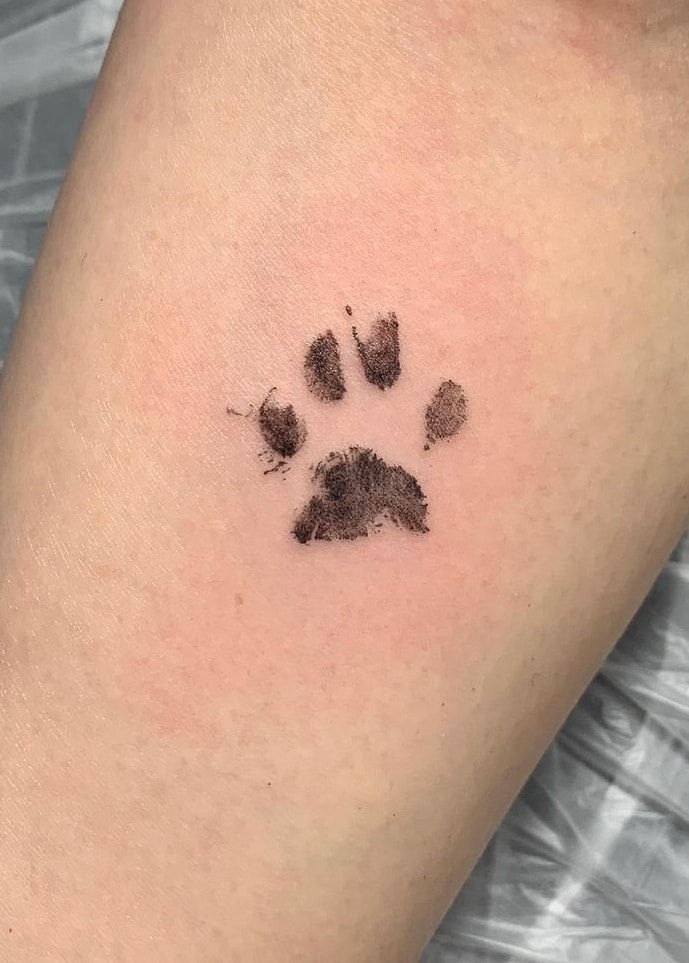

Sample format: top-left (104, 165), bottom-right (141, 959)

top-left (235, 593), bottom-right (244, 607)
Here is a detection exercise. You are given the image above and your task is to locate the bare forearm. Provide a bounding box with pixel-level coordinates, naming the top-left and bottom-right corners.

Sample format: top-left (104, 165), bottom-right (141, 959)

top-left (1, 2), bottom-right (689, 960)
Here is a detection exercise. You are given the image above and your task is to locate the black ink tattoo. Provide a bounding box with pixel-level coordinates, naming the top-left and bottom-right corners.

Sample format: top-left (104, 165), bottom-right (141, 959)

top-left (352, 311), bottom-right (400, 390)
top-left (293, 448), bottom-right (428, 544)
top-left (233, 311), bottom-right (469, 544)
top-left (304, 330), bottom-right (346, 402)
top-left (425, 380), bottom-right (468, 449)
top-left (258, 390), bottom-right (306, 459)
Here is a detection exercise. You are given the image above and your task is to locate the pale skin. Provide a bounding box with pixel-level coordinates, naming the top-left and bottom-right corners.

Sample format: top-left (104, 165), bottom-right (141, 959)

top-left (1, 1), bottom-right (689, 960)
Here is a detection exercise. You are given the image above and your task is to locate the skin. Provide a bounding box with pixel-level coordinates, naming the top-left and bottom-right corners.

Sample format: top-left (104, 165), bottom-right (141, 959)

top-left (1, 1), bottom-right (689, 960)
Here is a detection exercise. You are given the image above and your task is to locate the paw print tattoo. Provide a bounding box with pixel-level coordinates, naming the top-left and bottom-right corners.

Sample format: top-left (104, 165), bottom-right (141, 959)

top-left (236, 310), bottom-right (468, 544)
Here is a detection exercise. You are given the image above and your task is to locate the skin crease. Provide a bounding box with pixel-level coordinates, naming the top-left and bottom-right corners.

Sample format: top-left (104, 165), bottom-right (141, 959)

top-left (0, 1), bottom-right (688, 961)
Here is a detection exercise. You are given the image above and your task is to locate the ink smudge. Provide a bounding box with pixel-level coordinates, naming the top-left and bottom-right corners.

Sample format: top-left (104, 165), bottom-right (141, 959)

top-left (304, 330), bottom-right (346, 402)
top-left (258, 390), bottom-right (307, 458)
top-left (352, 311), bottom-right (401, 390)
top-left (425, 380), bottom-right (468, 449)
top-left (263, 459), bottom-right (288, 475)
top-left (227, 404), bottom-right (254, 418)
top-left (292, 447), bottom-right (428, 544)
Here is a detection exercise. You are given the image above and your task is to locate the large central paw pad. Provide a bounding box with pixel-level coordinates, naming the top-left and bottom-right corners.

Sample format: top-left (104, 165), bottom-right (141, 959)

top-left (240, 308), bottom-right (468, 544)
top-left (293, 447), bottom-right (429, 544)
